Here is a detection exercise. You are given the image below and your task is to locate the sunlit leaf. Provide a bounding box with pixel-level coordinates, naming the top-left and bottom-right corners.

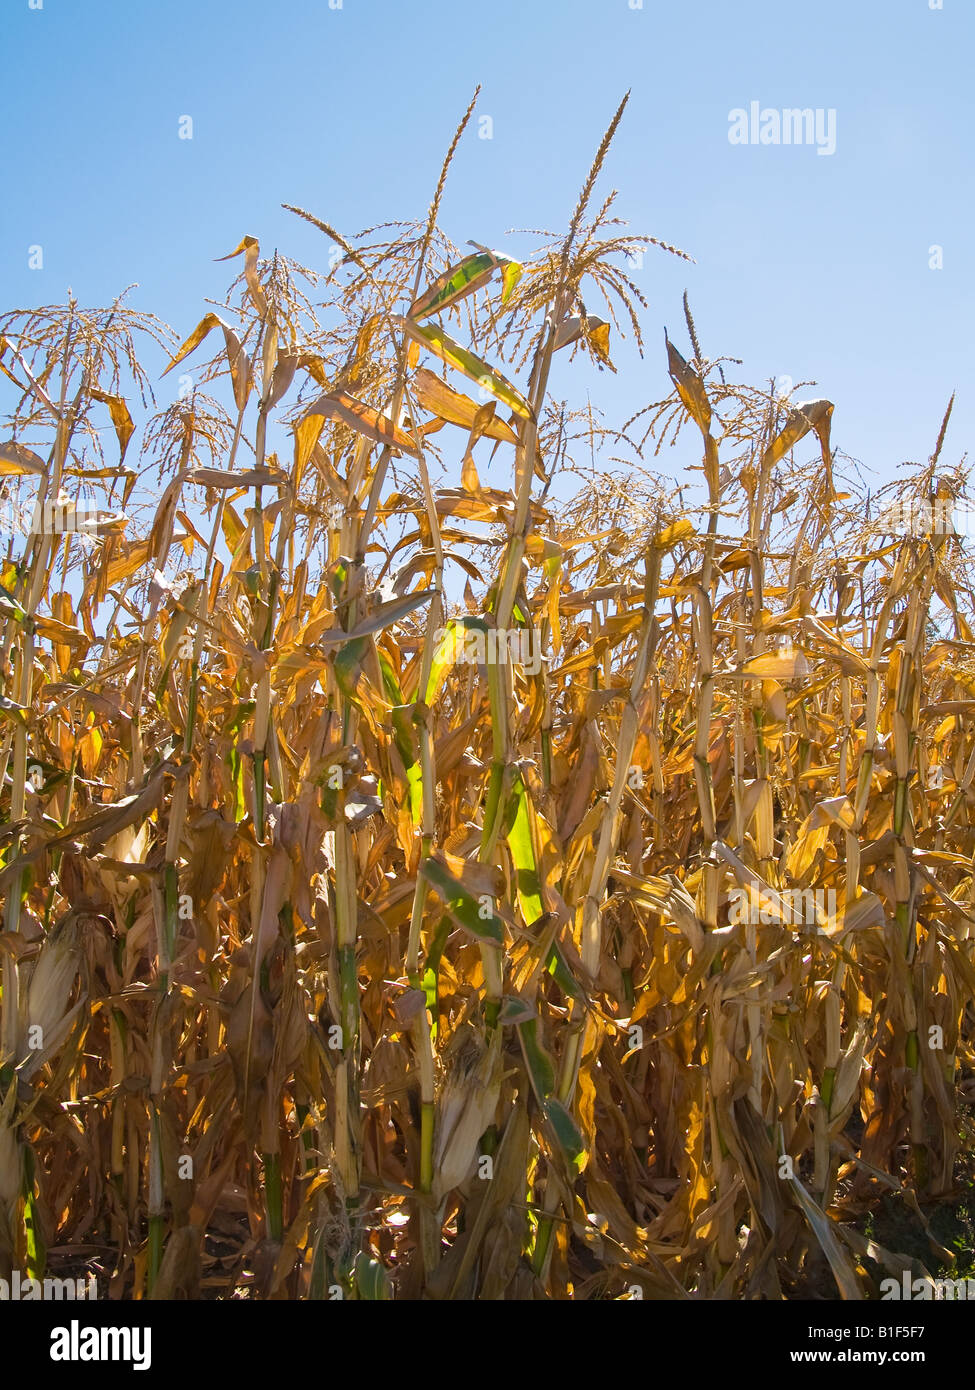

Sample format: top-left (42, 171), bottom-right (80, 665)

top-left (396, 317), bottom-right (532, 420)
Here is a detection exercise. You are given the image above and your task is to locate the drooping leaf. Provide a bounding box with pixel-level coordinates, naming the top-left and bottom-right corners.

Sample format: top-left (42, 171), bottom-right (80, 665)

top-left (516, 1017), bottom-right (556, 1100)
top-left (554, 314), bottom-right (609, 355)
top-left (396, 317), bottom-right (532, 420)
top-left (763, 398), bottom-right (834, 473)
top-left (0, 442), bottom-right (45, 475)
top-left (422, 856), bottom-right (504, 945)
top-left (299, 389), bottom-right (420, 458)
top-left (665, 332), bottom-right (711, 436)
top-left (90, 390), bottom-right (135, 463)
top-left (412, 368), bottom-right (518, 445)
top-left (409, 251), bottom-right (506, 321)
top-left (322, 590), bottom-right (435, 649)
top-left (188, 467), bottom-right (289, 490)
top-left (501, 259), bottom-right (523, 303)
top-left (215, 234), bottom-right (268, 315)
top-left (31, 613), bottom-right (90, 650)
top-left (655, 518), bottom-right (696, 550)
top-left (543, 1097), bottom-right (587, 1172)
top-left (161, 314), bottom-right (253, 410)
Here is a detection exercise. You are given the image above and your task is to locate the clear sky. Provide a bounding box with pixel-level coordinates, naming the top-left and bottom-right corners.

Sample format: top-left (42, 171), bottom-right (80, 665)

top-left (1, 0), bottom-right (972, 494)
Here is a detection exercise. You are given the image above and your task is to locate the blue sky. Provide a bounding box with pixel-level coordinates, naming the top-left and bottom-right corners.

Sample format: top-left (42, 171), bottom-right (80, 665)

top-left (1, 0), bottom-right (972, 495)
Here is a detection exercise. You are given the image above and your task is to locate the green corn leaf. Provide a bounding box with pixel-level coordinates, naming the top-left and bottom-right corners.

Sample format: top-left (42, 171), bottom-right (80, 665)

top-left (409, 252), bottom-right (500, 320)
top-left (503, 770), bottom-right (544, 927)
top-left (422, 856), bottom-right (503, 946)
top-left (545, 939), bottom-right (585, 1002)
top-left (424, 615), bottom-right (488, 704)
top-left (354, 1251), bottom-right (392, 1300)
top-left (516, 1017), bottom-right (556, 1101)
top-left (378, 651), bottom-right (422, 823)
top-left (498, 995), bottom-right (536, 1026)
top-left (0, 589), bottom-right (28, 623)
top-left (396, 317), bottom-right (532, 420)
top-left (501, 259), bottom-right (523, 304)
top-left (544, 1097), bottom-right (586, 1172)
top-left (409, 249), bottom-right (523, 320)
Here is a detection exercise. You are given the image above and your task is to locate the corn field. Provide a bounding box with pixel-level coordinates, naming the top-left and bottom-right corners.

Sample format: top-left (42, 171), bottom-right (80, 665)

top-left (2, 94), bottom-right (974, 1301)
